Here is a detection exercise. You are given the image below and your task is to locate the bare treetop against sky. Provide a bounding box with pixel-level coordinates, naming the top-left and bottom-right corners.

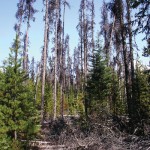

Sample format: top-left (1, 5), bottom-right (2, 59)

top-left (0, 0), bottom-right (149, 66)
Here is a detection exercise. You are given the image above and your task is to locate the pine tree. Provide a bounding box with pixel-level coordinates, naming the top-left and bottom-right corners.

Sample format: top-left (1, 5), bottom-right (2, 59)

top-left (23, 0), bottom-right (37, 72)
top-left (133, 62), bottom-right (150, 133)
top-left (85, 42), bottom-right (112, 118)
top-left (15, 0), bottom-right (25, 36)
top-left (130, 0), bottom-right (150, 39)
top-left (0, 35), bottom-right (39, 145)
top-left (41, 0), bottom-right (49, 123)
top-left (60, 0), bottom-right (70, 119)
top-left (100, 0), bottom-right (110, 64)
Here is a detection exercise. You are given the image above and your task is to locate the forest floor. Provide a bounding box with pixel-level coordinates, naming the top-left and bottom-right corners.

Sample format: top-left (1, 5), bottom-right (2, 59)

top-left (31, 116), bottom-right (150, 150)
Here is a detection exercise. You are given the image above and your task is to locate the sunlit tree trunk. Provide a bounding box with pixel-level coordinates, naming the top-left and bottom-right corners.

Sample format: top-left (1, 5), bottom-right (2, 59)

top-left (77, 0), bottom-right (84, 87)
top-left (23, 21), bottom-right (29, 72)
top-left (101, 1), bottom-right (109, 64)
top-left (54, 0), bottom-right (59, 120)
top-left (60, 0), bottom-right (66, 118)
top-left (126, 0), bottom-right (135, 98)
top-left (60, 0), bottom-right (70, 118)
top-left (41, 0), bottom-right (49, 124)
top-left (83, 0), bottom-right (87, 81)
top-left (118, 0), bottom-right (133, 124)
top-left (23, 0), bottom-right (37, 72)
top-left (91, 0), bottom-right (95, 57)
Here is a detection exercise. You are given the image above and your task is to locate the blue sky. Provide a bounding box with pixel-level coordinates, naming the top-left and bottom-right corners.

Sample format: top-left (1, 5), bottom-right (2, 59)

top-left (0, 0), bottom-right (88, 63)
top-left (0, 0), bottom-right (149, 67)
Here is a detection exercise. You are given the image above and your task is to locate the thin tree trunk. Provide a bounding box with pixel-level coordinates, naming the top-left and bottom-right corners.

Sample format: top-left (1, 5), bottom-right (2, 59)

top-left (80, 2), bottom-right (83, 85)
top-left (83, 0), bottom-right (88, 118)
top-left (126, 0), bottom-right (135, 98)
top-left (120, 11), bottom-right (132, 124)
top-left (54, 0), bottom-right (59, 120)
top-left (91, 0), bottom-right (95, 57)
top-left (83, 0), bottom-right (87, 81)
top-left (35, 63), bottom-right (40, 104)
top-left (14, 130), bottom-right (17, 140)
top-left (108, 16), bottom-right (115, 54)
top-left (41, 0), bottom-right (49, 124)
top-left (60, 1), bottom-right (66, 118)
top-left (126, 0), bottom-right (140, 127)
top-left (23, 24), bottom-right (29, 71)
top-left (23, 2), bottom-right (31, 72)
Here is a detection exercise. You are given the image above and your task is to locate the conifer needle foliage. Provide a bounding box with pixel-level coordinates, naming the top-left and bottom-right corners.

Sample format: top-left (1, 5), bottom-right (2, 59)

top-left (0, 36), bottom-right (39, 149)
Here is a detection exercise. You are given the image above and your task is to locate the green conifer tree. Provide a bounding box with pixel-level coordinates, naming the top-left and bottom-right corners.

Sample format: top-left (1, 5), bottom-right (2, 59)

top-left (85, 44), bottom-right (112, 118)
top-left (0, 35), bottom-right (39, 148)
top-left (134, 63), bottom-right (150, 125)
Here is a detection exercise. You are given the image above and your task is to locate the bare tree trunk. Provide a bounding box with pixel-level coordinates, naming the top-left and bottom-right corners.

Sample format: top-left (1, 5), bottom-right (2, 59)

top-left (83, 0), bottom-right (87, 81)
top-left (60, 0), bottom-right (66, 119)
top-left (83, 0), bottom-right (88, 118)
top-left (35, 63), bottom-right (40, 104)
top-left (126, 0), bottom-right (140, 127)
top-left (108, 16), bottom-right (115, 54)
top-left (14, 130), bottom-right (17, 140)
top-left (54, 0), bottom-right (59, 120)
top-left (15, 0), bottom-right (25, 51)
top-left (41, 0), bottom-right (49, 124)
top-left (126, 0), bottom-right (135, 98)
top-left (91, 0), bottom-right (95, 57)
top-left (120, 6), bottom-right (132, 124)
top-left (23, 23), bottom-right (29, 72)
top-left (101, 1), bottom-right (109, 65)
top-left (79, 1), bottom-right (84, 88)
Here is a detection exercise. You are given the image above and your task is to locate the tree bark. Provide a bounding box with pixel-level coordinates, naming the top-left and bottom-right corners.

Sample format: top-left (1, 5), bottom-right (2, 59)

top-left (23, 24), bottom-right (29, 72)
top-left (119, 0), bottom-right (133, 125)
top-left (41, 0), bottom-right (49, 124)
top-left (126, 0), bottom-right (135, 97)
top-left (54, 0), bottom-right (59, 120)
top-left (91, 0), bottom-right (95, 57)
